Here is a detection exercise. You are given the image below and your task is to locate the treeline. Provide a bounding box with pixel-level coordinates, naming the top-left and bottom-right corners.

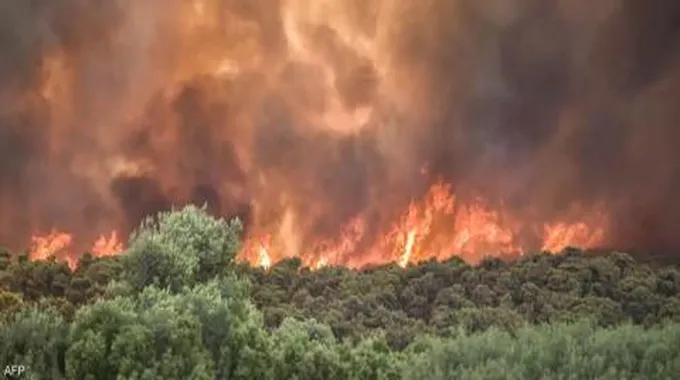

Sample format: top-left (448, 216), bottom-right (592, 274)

top-left (240, 248), bottom-right (680, 349)
top-left (0, 206), bottom-right (679, 379)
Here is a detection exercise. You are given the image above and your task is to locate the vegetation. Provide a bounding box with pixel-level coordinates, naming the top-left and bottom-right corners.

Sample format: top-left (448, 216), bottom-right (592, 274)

top-left (1, 205), bottom-right (679, 379)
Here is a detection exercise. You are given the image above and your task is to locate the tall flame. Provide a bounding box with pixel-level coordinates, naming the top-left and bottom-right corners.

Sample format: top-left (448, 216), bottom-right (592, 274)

top-left (30, 231), bottom-right (73, 262)
top-left (238, 181), bottom-right (609, 269)
top-left (28, 231), bottom-right (124, 270)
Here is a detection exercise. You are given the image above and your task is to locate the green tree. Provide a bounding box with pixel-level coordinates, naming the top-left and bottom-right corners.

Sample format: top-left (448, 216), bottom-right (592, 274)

top-left (122, 205), bottom-right (242, 292)
top-left (341, 334), bottom-right (402, 380)
top-left (3, 260), bottom-right (71, 301)
top-left (173, 278), bottom-right (270, 380)
top-left (0, 308), bottom-right (68, 380)
top-left (403, 322), bottom-right (680, 380)
top-left (0, 246), bottom-right (11, 271)
top-left (269, 318), bottom-right (345, 379)
top-left (66, 290), bottom-right (214, 379)
top-left (0, 290), bottom-right (25, 321)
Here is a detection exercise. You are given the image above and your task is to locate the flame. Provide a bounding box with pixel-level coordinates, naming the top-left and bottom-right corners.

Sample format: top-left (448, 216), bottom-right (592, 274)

top-left (307, 217), bottom-right (366, 266)
top-left (258, 239), bottom-right (272, 270)
top-left (28, 231), bottom-right (124, 270)
top-left (398, 230), bottom-right (417, 268)
top-left (542, 221), bottom-right (606, 253)
top-left (315, 256), bottom-right (329, 269)
top-left (92, 231), bottom-right (124, 258)
top-left (29, 230), bottom-right (73, 262)
top-left (238, 182), bottom-right (610, 269)
top-left (26, 181), bottom-right (609, 271)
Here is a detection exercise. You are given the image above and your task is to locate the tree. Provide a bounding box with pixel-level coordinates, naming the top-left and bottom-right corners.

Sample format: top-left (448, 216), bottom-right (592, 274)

top-left (0, 246), bottom-right (11, 271)
top-left (341, 334), bottom-right (403, 380)
top-left (269, 318), bottom-right (344, 379)
top-left (66, 290), bottom-right (214, 379)
top-left (3, 260), bottom-right (71, 301)
top-left (0, 308), bottom-right (68, 379)
top-left (0, 290), bottom-right (25, 321)
top-left (172, 278), bottom-right (270, 380)
top-left (122, 205), bottom-right (242, 292)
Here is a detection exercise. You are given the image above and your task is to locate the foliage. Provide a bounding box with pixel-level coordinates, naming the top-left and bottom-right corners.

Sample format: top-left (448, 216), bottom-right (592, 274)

top-left (243, 250), bottom-right (680, 347)
top-left (0, 207), bottom-right (679, 379)
top-left (402, 322), bottom-right (680, 380)
top-left (122, 205), bottom-right (242, 292)
top-left (0, 308), bottom-right (68, 380)
top-left (67, 287), bottom-right (214, 380)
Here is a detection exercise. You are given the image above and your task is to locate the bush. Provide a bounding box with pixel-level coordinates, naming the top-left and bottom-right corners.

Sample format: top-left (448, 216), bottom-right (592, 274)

top-left (122, 205), bottom-right (242, 292)
top-left (0, 308), bottom-right (69, 380)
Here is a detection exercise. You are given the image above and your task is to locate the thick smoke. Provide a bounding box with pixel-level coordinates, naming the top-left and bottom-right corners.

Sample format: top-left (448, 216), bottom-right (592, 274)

top-left (0, 0), bottom-right (679, 259)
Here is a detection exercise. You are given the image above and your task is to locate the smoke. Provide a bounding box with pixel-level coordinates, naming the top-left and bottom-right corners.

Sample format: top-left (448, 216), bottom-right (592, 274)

top-left (0, 0), bottom-right (679, 259)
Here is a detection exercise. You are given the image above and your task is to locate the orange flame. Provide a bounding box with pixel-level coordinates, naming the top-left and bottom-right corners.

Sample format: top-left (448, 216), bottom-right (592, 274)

top-left (238, 182), bottom-right (610, 269)
top-left (26, 182), bottom-right (609, 271)
top-left (258, 238), bottom-right (272, 270)
top-left (29, 230), bottom-right (73, 261)
top-left (92, 231), bottom-right (124, 258)
top-left (28, 230), bottom-right (124, 270)
top-left (542, 221), bottom-right (606, 253)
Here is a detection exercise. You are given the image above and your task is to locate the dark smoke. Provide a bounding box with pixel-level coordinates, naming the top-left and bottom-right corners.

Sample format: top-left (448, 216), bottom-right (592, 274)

top-left (411, 0), bottom-right (680, 252)
top-left (0, 0), bottom-right (679, 257)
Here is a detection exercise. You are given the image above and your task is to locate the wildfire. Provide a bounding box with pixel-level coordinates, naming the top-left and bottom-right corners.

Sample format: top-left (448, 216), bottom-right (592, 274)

top-left (30, 231), bottom-right (73, 262)
top-left (28, 230), bottom-right (124, 270)
top-left (257, 236), bottom-right (273, 270)
top-left (26, 181), bottom-right (609, 271)
top-left (9, 1), bottom-right (643, 273)
top-left (92, 231), bottom-right (124, 258)
top-left (542, 221), bottom-right (606, 253)
top-left (238, 182), bottom-right (610, 270)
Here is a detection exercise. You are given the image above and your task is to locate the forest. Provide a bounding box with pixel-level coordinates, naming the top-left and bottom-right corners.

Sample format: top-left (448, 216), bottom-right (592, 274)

top-left (1, 206), bottom-right (679, 379)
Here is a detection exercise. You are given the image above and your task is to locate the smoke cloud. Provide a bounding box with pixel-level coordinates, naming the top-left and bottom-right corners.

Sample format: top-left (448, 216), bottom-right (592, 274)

top-left (1, 0), bottom-right (679, 262)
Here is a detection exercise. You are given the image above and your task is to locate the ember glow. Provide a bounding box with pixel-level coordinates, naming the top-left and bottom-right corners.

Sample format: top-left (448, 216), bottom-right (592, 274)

top-left (3, 1), bottom-right (680, 269)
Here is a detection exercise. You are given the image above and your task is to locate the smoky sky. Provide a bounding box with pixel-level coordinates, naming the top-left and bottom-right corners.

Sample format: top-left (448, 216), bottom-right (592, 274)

top-left (0, 0), bottom-right (679, 256)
